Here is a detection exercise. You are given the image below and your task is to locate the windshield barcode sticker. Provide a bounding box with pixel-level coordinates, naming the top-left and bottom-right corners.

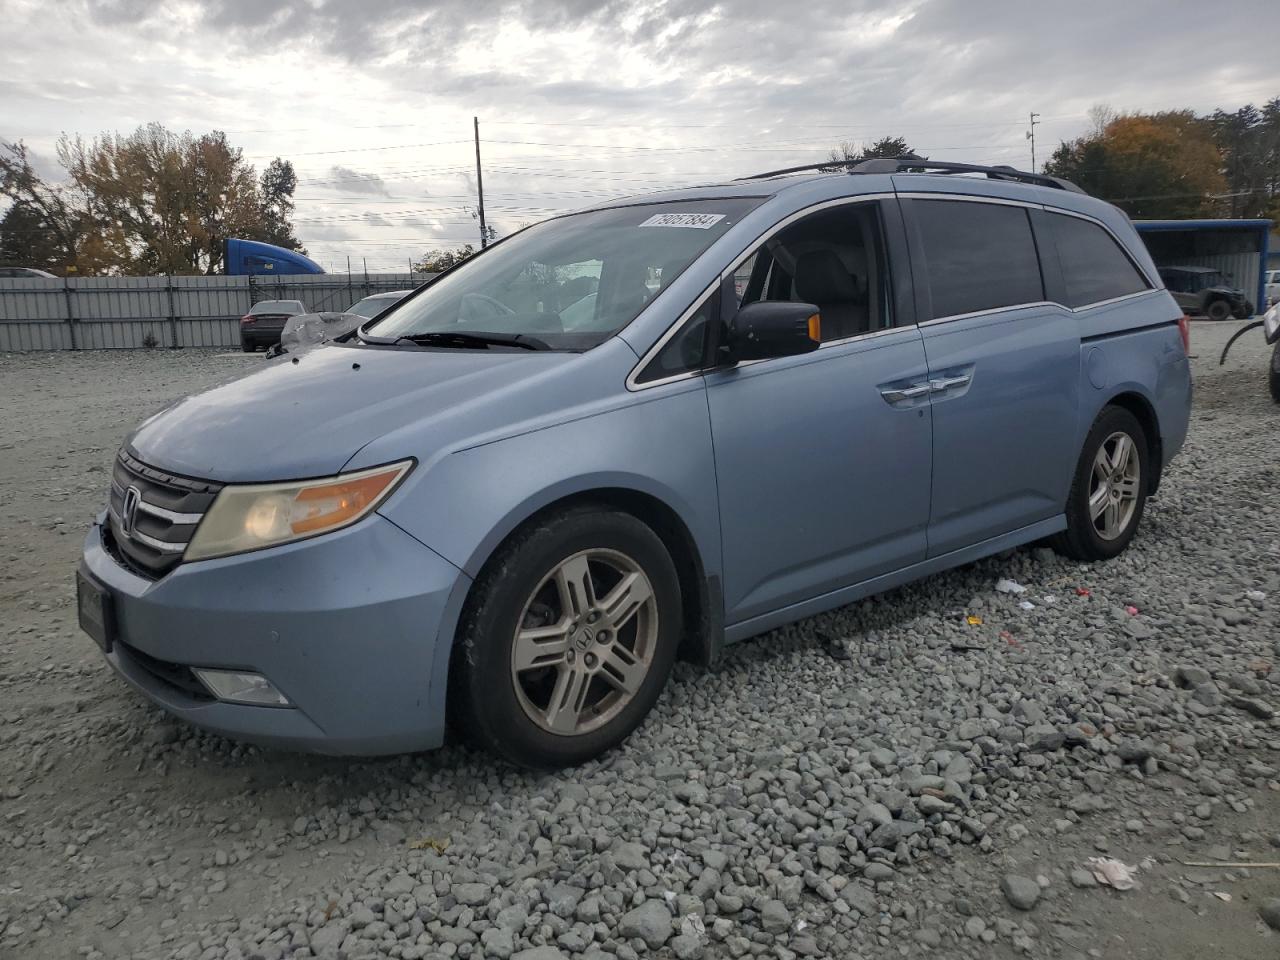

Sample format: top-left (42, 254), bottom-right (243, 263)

top-left (638, 213), bottom-right (726, 229)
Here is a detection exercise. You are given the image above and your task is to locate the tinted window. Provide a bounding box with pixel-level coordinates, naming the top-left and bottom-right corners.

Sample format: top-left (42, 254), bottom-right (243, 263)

top-left (739, 202), bottom-right (893, 341)
top-left (914, 200), bottom-right (1043, 318)
top-left (1049, 213), bottom-right (1149, 307)
top-left (635, 288), bottom-right (719, 384)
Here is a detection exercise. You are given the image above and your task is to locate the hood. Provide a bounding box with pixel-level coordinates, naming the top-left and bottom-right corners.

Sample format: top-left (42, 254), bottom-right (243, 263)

top-left (1205, 285), bottom-right (1245, 299)
top-left (126, 343), bottom-right (577, 482)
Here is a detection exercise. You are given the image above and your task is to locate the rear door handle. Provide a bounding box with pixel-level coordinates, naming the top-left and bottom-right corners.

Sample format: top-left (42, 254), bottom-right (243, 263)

top-left (929, 374), bottom-right (971, 393)
top-left (879, 383), bottom-right (931, 403)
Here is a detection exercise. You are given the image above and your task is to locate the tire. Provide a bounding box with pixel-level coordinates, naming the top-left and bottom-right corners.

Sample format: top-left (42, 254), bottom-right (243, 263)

top-left (451, 506), bottom-right (682, 769)
top-left (1205, 299), bottom-right (1232, 322)
top-left (241, 339), bottom-right (255, 353)
top-left (1050, 406), bottom-right (1150, 562)
top-left (1269, 341), bottom-right (1280, 404)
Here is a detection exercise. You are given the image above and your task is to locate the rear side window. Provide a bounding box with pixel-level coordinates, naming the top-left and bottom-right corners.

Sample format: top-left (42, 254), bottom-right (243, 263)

top-left (1048, 213), bottom-right (1149, 308)
top-left (913, 200), bottom-right (1043, 318)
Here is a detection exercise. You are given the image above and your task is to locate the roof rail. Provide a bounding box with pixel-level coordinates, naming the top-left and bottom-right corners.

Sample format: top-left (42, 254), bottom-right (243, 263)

top-left (739, 156), bottom-right (1086, 194)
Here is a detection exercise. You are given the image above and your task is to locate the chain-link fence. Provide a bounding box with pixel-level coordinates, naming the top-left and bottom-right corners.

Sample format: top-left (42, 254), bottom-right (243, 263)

top-left (0, 273), bottom-right (430, 351)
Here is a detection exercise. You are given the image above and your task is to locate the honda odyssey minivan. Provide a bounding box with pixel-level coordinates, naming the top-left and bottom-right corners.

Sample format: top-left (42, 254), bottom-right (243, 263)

top-left (78, 158), bottom-right (1192, 768)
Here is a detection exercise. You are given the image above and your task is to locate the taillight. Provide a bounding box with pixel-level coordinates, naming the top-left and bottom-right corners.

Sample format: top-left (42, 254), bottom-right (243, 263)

top-left (240, 314), bottom-right (256, 325)
top-left (1177, 314), bottom-right (1191, 354)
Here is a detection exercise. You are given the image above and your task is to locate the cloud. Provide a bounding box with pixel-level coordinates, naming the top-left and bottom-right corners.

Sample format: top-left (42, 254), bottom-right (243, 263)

top-left (8, 0), bottom-right (1277, 270)
top-left (325, 166), bottom-right (392, 195)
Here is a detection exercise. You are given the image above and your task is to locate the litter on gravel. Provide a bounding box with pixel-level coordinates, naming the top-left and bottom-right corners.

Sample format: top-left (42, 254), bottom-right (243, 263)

top-left (1088, 857), bottom-right (1139, 890)
top-left (995, 578), bottom-right (1028, 594)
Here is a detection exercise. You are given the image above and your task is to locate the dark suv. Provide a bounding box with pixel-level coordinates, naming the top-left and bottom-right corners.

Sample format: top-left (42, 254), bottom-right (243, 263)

top-left (1158, 266), bottom-right (1252, 321)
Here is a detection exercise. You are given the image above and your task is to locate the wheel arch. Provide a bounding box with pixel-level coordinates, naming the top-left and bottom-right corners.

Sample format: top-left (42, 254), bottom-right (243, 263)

top-left (456, 483), bottom-right (722, 670)
top-left (1097, 388), bottom-right (1163, 495)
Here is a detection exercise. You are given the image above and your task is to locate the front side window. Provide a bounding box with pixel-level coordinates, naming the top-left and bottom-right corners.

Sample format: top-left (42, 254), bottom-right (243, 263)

top-left (913, 200), bottom-right (1044, 318)
top-left (633, 201), bottom-right (894, 384)
top-left (737, 202), bottom-right (893, 341)
top-left (369, 199), bottom-right (761, 351)
top-left (1048, 212), bottom-right (1149, 308)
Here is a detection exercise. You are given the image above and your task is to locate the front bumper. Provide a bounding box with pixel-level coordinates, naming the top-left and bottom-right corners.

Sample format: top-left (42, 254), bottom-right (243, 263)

top-left (81, 512), bottom-right (470, 755)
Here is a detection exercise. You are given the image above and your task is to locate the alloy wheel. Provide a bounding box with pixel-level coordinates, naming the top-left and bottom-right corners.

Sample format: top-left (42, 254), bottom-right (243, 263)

top-left (510, 549), bottom-right (658, 736)
top-left (1089, 431), bottom-right (1141, 541)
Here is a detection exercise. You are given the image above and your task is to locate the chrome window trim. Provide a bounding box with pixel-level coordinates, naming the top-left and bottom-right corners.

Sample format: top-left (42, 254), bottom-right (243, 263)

top-left (1068, 288), bottom-right (1161, 312)
top-left (920, 288), bottom-right (1163, 328)
top-left (626, 193), bottom-right (896, 392)
top-left (818, 324), bottom-right (912, 349)
top-left (895, 191), bottom-right (1038, 210)
top-left (919, 302), bottom-right (1057, 328)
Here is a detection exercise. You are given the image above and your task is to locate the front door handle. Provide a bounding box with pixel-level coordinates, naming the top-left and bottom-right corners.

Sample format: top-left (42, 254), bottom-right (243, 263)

top-left (879, 383), bottom-right (931, 403)
top-left (929, 374), bottom-right (971, 393)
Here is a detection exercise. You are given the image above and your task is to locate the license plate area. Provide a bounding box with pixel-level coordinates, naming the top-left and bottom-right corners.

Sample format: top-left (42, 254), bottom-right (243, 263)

top-left (76, 569), bottom-right (116, 653)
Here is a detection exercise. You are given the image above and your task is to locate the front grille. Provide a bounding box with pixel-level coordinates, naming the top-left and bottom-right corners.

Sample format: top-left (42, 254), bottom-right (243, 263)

top-left (117, 641), bottom-right (215, 701)
top-left (106, 451), bottom-right (223, 578)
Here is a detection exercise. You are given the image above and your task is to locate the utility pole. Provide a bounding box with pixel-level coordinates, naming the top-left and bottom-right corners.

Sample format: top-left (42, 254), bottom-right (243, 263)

top-left (473, 116), bottom-right (488, 249)
top-left (1026, 112), bottom-right (1041, 173)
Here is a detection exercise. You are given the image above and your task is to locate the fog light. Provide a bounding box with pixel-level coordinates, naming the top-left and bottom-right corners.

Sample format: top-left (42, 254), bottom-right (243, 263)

top-left (193, 669), bottom-right (291, 706)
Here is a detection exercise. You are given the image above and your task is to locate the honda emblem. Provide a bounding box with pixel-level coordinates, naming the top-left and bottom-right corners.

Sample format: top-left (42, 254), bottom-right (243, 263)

top-left (121, 485), bottom-right (141, 536)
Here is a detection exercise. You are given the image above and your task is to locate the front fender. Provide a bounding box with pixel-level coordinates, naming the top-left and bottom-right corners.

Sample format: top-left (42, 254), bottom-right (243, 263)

top-left (376, 381), bottom-right (722, 586)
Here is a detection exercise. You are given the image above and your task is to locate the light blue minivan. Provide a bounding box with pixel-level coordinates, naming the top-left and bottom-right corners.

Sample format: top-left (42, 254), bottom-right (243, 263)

top-left (78, 159), bottom-right (1192, 767)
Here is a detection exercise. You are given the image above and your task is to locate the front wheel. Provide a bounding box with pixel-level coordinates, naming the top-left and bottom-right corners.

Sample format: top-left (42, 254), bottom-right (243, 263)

top-left (452, 507), bottom-right (681, 769)
top-left (1051, 406), bottom-right (1149, 561)
top-left (1206, 299), bottom-right (1232, 322)
top-left (1269, 341), bottom-right (1280, 404)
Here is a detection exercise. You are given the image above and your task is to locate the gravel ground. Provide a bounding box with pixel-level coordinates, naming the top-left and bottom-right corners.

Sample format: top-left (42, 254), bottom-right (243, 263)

top-left (1, 324), bottom-right (1278, 960)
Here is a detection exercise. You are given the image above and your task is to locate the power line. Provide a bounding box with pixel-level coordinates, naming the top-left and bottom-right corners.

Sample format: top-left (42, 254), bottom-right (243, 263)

top-left (245, 140), bottom-right (471, 159)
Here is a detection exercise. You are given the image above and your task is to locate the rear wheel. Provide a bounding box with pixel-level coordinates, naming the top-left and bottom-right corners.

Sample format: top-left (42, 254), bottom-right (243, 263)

top-left (1206, 299), bottom-right (1232, 322)
top-left (240, 339), bottom-right (255, 353)
top-left (1051, 406), bottom-right (1149, 561)
top-left (452, 507), bottom-right (681, 769)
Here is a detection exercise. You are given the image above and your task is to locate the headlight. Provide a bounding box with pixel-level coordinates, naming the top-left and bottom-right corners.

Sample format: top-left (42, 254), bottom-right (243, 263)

top-left (1263, 302), bottom-right (1280, 344)
top-left (185, 460), bottom-right (413, 561)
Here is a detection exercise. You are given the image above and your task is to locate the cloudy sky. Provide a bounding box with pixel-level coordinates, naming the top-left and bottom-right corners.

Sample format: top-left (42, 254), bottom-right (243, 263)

top-left (2, 0), bottom-right (1276, 272)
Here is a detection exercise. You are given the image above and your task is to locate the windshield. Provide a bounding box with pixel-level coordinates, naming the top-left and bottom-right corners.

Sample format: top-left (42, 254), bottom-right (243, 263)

top-left (1191, 271), bottom-right (1227, 291)
top-left (249, 300), bottom-right (303, 315)
top-left (368, 199), bottom-right (760, 350)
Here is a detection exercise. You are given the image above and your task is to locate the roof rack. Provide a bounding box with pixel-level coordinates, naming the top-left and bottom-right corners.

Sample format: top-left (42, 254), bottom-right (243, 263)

top-left (739, 156), bottom-right (1086, 194)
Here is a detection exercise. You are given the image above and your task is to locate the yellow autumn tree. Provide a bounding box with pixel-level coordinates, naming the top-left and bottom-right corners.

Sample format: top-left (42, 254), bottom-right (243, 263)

top-left (1044, 110), bottom-right (1227, 218)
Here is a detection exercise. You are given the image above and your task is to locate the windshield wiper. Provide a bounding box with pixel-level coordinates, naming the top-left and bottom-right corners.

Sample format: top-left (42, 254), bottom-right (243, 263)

top-left (390, 330), bottom-right (550, 351)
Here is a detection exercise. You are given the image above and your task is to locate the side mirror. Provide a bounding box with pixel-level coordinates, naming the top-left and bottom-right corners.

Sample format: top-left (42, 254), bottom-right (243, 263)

top-left (724, 301), bottom-right (822, 362)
